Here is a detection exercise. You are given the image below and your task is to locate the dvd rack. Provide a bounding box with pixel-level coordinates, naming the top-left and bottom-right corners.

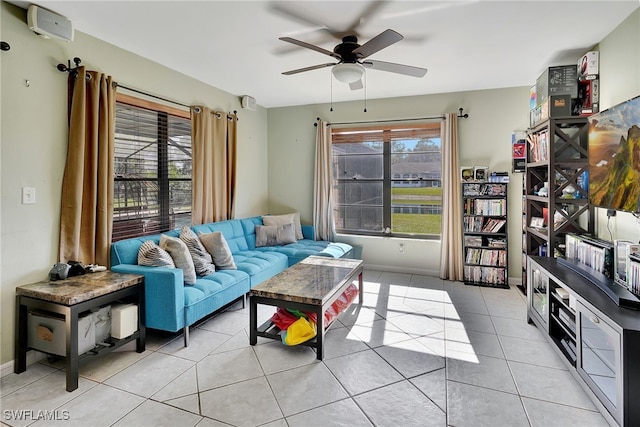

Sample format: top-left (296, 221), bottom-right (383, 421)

top-left (462, 182), bottom-right (508, 288)
top-left (549, 281), bottom-right (577, 365)
top-left (565, 233), bottom-right (614, 279)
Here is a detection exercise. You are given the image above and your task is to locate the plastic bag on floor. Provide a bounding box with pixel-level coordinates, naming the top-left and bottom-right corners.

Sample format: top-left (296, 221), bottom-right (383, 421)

top-left (282, 317), bottom-right (317, 346)
top-left (324, 283), bottom-right (359, 325)
top-left (271, 307), bottom-right (299, 330)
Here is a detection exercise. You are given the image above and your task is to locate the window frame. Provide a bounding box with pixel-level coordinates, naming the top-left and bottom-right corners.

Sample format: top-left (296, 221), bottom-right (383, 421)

top-left (331, 122), bottom-right (442, 240)
top-left (112, 93), bottom-right (192, 242)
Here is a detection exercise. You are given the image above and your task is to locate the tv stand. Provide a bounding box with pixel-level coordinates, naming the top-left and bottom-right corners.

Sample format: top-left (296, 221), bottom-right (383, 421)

top-left (527, 256), bottom-right (640, 427)
top-left (557, 257), bottom-right (640, 309)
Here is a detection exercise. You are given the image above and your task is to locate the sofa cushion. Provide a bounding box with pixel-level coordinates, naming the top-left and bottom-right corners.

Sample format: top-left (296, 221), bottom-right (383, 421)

top-left (180, 226), bottom-right (216, 276)
top-left (160, 234), bottom-right (197, 285)
top-left (137, 240), bottom-right (175, 268)
top-left (262, 212), bottom-right (303, 240)
top-left (232, 250), bottom-right (288, 287)
top-left (198, 231), bottom-right (237, 270)
top-left (255, 223), bottom-right (297, 247)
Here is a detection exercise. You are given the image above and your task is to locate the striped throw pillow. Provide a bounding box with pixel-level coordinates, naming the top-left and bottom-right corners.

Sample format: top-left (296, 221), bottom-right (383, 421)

top-left (137, 240), bottom-right (175, 268)
top-left (180, 227), bottom-right (216, 277)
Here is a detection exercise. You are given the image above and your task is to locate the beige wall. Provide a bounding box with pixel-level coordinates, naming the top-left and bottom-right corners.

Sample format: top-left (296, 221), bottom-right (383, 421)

top-left (0, 2), bottom-right (269, 364)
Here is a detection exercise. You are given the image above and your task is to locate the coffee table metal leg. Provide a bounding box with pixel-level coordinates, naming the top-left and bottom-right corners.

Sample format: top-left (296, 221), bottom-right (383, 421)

top-left (358, 271), bottom-right (363, 305)
top-left (315, 305), bottom-right (324, 360)
top-left (249, 295), bottom-right (257, 345)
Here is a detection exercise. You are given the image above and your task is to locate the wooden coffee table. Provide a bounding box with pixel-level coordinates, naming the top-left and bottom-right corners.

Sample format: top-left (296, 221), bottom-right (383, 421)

top-left (249, 256), bottom-right (363, 360)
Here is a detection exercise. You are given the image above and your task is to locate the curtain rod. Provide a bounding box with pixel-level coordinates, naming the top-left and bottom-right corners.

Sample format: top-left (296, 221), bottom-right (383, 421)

top-left (56, 56), bottom-right (238, 119)
top-left (118, 85), bottom-right (238, 120)
top-left (317, 116), bottom-right (443, 127)
top-left (314, 108), bottom-right (469, 126)
top-left (116, 83), bottom-right (190, 109)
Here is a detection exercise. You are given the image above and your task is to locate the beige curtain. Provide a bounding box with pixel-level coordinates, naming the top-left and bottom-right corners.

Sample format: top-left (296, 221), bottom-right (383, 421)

top-left (191, 106), bottom-right (237, 224)
top-left (439, 112), bottom-right (464, 280)
top-left (313, 119), bottom-right (336, 241)
top-left (58, 67), bottom-right (115, 266)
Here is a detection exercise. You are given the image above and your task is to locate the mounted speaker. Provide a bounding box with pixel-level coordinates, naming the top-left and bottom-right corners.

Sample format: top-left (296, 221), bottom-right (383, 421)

top-left (27, 5), bottom-right (74, 42)
top-left (241, 95), bottom-right (256, 111)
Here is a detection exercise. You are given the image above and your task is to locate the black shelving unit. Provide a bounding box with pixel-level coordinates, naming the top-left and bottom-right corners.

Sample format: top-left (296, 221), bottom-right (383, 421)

top-left (519, 117), bottom-right (594, 294)
top-left (462, 182), bottom-right (508, 288)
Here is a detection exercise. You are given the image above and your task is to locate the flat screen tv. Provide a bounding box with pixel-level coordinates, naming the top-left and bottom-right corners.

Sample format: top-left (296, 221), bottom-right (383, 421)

top-left (588, 95), bottom-right (640, 213)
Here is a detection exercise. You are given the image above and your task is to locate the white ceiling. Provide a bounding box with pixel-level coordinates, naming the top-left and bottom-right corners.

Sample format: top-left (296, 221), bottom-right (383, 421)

top-left (11, 1), bottom-right (640, 108)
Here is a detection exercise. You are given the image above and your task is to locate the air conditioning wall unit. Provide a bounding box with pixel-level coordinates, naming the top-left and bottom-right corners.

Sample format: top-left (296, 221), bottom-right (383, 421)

top-left (27, 5), bottom-right (74, 42)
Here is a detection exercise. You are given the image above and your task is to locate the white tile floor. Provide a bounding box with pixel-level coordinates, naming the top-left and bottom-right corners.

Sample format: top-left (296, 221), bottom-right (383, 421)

top-left (1, 270), bottom-right (612, 427)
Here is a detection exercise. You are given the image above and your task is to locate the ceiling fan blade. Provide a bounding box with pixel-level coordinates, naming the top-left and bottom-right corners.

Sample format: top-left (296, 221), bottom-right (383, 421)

top-left (349, 79), bottom-right (364, 90)
top-left (271, 1), bottom-right (389, 42)
top-left (362, 60), bottom-right (428, 78)
top-left (270, 2), bottom-right (326, 29)
top-left (282, 63), bottom-right (336, 75)
top-left (343, 0), bottom-right (388, 35)
top-left (279, 37), bottom-right (340, 59)
top-left (352, 29), bottom-right (403, 59)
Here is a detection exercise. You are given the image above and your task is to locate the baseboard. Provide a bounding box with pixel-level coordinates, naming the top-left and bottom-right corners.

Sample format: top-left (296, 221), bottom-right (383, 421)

top-left (364, 263), bottom-right (439, 278)
top-left (0, 351), bottom-right (46, 378)
top-left (509, 276), bottom-right (523, 287)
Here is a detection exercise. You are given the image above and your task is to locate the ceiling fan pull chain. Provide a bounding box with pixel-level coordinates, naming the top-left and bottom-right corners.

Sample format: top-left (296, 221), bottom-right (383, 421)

top-left (330, 71), bottom-right (334, 112)
top-left (363, 70), bottom-right (367, 113)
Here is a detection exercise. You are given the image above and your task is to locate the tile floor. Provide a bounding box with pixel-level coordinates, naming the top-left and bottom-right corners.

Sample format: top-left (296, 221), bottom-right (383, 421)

top-left (1, 270), bottom-right (612, 427)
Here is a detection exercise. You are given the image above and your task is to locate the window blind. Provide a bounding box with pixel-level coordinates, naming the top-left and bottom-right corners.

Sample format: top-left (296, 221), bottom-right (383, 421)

top-left (112, 101), bottom-right (192, 241)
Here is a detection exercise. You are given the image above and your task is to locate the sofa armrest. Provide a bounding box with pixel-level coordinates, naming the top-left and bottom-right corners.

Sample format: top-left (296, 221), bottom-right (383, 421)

top-left (111, 264), bottom-right (185, 332)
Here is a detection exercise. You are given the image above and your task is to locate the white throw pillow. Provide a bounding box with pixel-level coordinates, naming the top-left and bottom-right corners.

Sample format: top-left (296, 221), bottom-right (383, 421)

top-left (160, 234), bottom-right (197, 285)
top-left (262, 212), bottom-right (303, 240)
top-left (180, 226), bottom-right (216, 276)
top-left (137, 240), bottom-right (175, 268)
top-left (198, 231), bottom-right (237, 270)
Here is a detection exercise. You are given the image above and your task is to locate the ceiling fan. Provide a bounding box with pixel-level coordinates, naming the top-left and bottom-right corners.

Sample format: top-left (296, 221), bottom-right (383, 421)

top-left (279, 29), bottom-right (428, 90)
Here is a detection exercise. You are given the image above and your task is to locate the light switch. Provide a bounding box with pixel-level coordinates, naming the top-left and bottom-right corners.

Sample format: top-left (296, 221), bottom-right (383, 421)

top-left (22, 187), bottom-right (36, 204)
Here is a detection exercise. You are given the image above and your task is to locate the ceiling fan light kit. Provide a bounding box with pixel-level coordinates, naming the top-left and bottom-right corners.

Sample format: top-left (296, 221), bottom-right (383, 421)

top-left (332, 63), bottom-right (365, 84)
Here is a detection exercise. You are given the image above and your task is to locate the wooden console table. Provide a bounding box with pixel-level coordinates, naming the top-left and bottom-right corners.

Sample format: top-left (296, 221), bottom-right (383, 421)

top-left (14, 271), bottom-right (145, 391)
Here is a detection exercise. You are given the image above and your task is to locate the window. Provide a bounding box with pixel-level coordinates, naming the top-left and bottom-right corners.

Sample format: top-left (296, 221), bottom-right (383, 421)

top-left (331, 123), bottom-right (442, 238)
top-left (112, 95), bottom-right (192, 241)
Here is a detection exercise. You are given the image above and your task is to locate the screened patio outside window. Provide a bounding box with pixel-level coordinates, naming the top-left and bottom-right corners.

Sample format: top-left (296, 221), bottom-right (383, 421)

top-left (112, 101), bottom-right (192, 241)
top-left (331, 123), bottom-right (442, 238)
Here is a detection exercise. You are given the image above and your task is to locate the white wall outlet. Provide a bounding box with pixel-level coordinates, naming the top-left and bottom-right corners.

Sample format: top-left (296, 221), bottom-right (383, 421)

top-left (22, 187), bottom-right (36, 204)
top-left (399, 243), bottom-right (405, 254)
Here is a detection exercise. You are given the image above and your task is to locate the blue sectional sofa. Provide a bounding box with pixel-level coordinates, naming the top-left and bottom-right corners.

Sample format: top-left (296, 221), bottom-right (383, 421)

top-left (110, 215), bottom-right (352, 346)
